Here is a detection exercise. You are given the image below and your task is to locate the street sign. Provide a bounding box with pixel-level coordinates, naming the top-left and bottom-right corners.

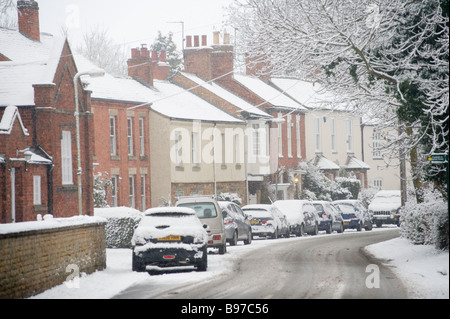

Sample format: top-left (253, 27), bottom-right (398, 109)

top-left (427, 153), bottom-right (448, 164)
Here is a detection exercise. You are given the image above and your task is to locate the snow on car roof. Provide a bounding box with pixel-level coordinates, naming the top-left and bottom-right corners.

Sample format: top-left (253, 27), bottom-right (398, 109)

top-left (143, 207), bottom-right (196, 216)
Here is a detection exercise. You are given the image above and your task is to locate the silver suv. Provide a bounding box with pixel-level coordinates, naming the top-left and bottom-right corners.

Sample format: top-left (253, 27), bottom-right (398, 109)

top-left (176, 196), bottom-right (227, 254)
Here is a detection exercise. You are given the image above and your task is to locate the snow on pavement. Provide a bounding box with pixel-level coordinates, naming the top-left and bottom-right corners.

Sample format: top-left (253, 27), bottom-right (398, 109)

top-left (31, 229), bottom-right (448, 299)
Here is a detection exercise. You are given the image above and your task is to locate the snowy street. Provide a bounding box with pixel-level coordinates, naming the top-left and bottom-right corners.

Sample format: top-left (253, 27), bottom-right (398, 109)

top-left (31, 227), bottom-right (449, 300)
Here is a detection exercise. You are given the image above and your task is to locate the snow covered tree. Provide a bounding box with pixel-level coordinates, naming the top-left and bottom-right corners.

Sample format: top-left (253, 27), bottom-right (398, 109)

top-left (228, 0), bottom-right (449, 203)
top-left (151, 31), bottom-right (183, 76)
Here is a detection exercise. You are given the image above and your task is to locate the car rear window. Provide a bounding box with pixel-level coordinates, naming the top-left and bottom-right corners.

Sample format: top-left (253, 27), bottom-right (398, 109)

top-left (178, 202), bottom-right (218, 219)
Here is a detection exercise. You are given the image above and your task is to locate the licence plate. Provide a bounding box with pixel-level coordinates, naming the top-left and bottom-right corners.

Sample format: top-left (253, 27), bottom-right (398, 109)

top-left (250, 220), bottom-right (260, 225)
top-left (157, 235), bottom-right (181, 241)
top-left (343, 222), bottom-right (349, 225)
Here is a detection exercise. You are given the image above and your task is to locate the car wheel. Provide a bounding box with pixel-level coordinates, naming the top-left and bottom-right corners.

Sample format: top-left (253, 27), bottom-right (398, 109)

top-left (298, 224), bottom-right (305, 237)
top-left (271, 228), bottom-right (278, 239)
top-left (244, 230), bottom-right (252, 245)
top-left (338, 223), bottom-right (344, 233)
top-left (197, 246), bottom-right (208, 271)
top-left (132, 250), bottom-right (145, 272)
top-left (357, 222), bottom-right (362, 231)
top-left (312, 223), bottom-right (318, 236)
top-left (365, 222), bottom-right (373, 231)
top-left (230, 230), bottom-right (238, 246)
top-left (219, 242), bottom-right (227, 254)
top-left (326, 222), bottom-right (332, 234)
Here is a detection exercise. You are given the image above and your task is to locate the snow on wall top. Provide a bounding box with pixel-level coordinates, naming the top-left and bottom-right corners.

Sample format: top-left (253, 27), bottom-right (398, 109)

top-left (0, 105), bottom-right (29, 135)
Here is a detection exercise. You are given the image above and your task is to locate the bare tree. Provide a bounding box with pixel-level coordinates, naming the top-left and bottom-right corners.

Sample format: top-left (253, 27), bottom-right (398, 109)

top-left (76, 26), bottom-right (128, 77)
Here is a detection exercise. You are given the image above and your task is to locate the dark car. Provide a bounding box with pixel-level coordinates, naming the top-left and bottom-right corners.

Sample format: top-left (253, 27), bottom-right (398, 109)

top-left (333, 200), bottom-right (372, 231)
top-left (132, 207), bottom-right (208, 274)
top-left (312, 201), bottom-right (344, 233)
top-left (218, 201), bottom-right (252, 246)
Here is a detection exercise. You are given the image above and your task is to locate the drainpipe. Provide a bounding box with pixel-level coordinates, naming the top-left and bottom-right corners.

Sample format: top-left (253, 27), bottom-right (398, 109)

top-left (73, 69), bottom-right (104, 215)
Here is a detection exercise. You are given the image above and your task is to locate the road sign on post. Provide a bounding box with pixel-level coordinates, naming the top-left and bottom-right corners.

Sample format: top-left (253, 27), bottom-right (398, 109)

top-left (427, 153), bottom-right (448, 164)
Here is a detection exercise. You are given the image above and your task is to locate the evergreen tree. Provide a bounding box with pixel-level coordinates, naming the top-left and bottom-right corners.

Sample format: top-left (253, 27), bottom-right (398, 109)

top-left (151, 31), bottom-right (183, 76)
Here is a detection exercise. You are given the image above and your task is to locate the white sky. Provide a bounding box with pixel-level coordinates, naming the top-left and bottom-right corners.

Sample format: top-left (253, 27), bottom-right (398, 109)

top-left (35, 0), bottom-right (234, 50)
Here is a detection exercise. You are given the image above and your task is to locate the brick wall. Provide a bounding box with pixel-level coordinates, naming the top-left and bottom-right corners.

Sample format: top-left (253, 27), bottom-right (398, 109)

top-left (0, 219), bottom-right (106, 299)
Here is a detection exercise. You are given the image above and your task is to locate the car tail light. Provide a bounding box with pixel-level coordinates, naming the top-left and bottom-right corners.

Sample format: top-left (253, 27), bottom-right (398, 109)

top-left (163, 255), bottom-right (175, 260)
top-left (262, 219), bottom-right (272, 224)
top-left (213, 235), bottom-right (221, 240)
top-left (224, 217), bottom-right (233, 225)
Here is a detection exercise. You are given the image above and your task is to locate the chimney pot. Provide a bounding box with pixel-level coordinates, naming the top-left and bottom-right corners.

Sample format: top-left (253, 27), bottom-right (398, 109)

top-left (131, 48), bottom-right (140, 58)
top-left (213, 31), bottom-right (220, 45)
top-left (194, 35), bottom-right (200, 47)
top-left (151, 50), bottom-right (158, 62)
top-left (160, 50), bottom-right (167, 62)
top-left (224, 33), bottom-right (230, 45)
top-left (141, 44), bottom-right (150, 58)
top-left (186, 35), bottom-right (192, 48)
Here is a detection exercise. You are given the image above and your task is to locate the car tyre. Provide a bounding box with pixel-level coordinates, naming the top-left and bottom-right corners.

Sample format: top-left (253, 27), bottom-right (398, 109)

top-left (219, 242), bottom-right (227, 254)
top-left (338, 223), bottom-right (344, 233)
top-left (230, 230), bottom-right (238, 246)
top-left (298, 224), bottom-right (305, 237)
top-left (271, 228), bottom-right (278, 239)
top-left (197, 246), bottom-right (208, 271)
top-left (326, 222), bottom-right (332, 234)
top-left (311, 223), bottom-right (318, 236)
top-left (244, 230), bottom-right (252, 245)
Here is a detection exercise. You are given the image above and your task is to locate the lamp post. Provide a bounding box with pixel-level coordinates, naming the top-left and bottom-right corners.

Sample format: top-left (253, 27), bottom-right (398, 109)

top-left (74, 69), bottom-right (105, 215)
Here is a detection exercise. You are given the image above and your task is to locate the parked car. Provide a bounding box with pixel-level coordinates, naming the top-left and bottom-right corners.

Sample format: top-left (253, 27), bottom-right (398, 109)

top-left (333, 200), bottom-right (372, 231)
top-left (131, 207), bottom-right (208, 274)
top-left (312, 201), bottom-right (344, 233)
top-left (368, 190), bottom-right (402, 227)
top-left (241, 204), bottom-right (289, 239)
top-left (218, 201), bottom-right (252, 245)
top-left (176, 196), bottom-right (227, 254)
top-left (273, 200), bottom-right (320, 236)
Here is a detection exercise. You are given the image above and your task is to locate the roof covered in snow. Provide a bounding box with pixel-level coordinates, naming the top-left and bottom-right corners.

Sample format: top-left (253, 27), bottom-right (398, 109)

top-left (0, 105), bottom-right (29, 136)
top-left (233, 74), bottom-right (307, 112)
top-left (0, 28), bottom-right (65, 106)
top-left (75, 55), bottom-right (245, 124)
top-left (180, 72), bottom-right (272, 119)
top-left (270, 77), bottom-right (347, 111)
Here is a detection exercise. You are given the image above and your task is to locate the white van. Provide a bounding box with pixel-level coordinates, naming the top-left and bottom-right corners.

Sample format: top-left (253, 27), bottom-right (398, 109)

top-left (176, 196), bottom-right (227, 254)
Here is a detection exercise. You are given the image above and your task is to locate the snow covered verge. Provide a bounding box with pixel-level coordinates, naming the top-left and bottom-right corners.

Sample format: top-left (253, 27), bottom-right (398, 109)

top-left (29, 228), bottom-right (449, 299)
top-left (366, 237), bottom-right (449, 299)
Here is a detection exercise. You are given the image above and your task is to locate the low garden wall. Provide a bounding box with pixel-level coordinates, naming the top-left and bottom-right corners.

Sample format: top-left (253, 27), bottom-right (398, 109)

top-left (0, 216), bottom-right (106, 299)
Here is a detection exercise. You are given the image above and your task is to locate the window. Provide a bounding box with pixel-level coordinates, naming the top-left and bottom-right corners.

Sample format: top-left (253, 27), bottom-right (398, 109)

top-left (61, 130), bottom-right (73, 185)
top-left (314, 117), bottom-right (321, 152)
top-left (192, 132), bottom-right (199, 165)
top-left (174, 130), bottom-right (182, 166)
top-left (252, 124), bottom-right (260, 156)
top-left (141, 175), bottom-right (146, 211)
top-left (235, 133), bottom-right (242, 163)
top-left (278, 113), bottom-right (283, 157)
top-left (33, 175), bottom-right (41, 205)
top-left (111, 175), bottom-right (118, 207)
top-left (287, 115), bottom-right (292, 157)
top-left (346, 119), bottom-right (352, 152)
top-left (139, 117), bottom-right (145, 157)
top-left (129, 175), bottom-right (135, 208)
top-left (110, 116), bottom-right (117, 156)
top-left (372, 130), bottom-right (382, 158)
top-left (330, 118), bottom-right (336, 152)
top-left (296, 115), bottom-right (301, 158)
top-left (127, 117), bottom-right (133, 156)
top-left (374, 178), bottom-right (383, 189)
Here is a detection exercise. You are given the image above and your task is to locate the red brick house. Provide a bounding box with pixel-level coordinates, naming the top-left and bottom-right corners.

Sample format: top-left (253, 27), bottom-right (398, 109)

top-left (75, 47), bottom-right (168, 210)
top-left (0, 0), bottom-right (94, 223)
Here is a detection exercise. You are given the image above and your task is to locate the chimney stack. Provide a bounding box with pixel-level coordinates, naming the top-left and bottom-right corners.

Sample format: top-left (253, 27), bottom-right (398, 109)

top-left (183, 33), bottom-right (234, 82)
top-left (17, 0), bottom-right (40, 41)
top-left (127, 44), bottom-right (154, 86)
